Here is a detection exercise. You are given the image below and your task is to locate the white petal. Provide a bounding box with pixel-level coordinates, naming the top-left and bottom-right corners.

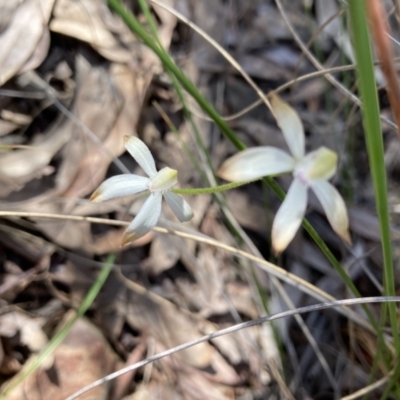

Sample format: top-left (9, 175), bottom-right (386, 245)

top-left (294, 147), bottom-right (337, 185)
top-left (272, 179), bottom-right (308, 254)
top-left (150, 167), bottom-right (178, 192)
top-left (164, 191), bottom-right (194, 222)
top-left (270, 93), bottom-right (305, 160)
top-left (217, 147), bottom-right (295, 181)
top-left (90, 175), bottom-right (150, 202)
top-left (121, 193), bottom-right (162, 245)
top-left (311, 180), bottom-right (351, 244)
top-left (124, 136), bottom-right (157, 178)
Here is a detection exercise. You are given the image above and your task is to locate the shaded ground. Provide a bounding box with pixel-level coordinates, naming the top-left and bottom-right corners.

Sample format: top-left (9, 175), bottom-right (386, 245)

top-left (1, 1), bottom-right (400, 399)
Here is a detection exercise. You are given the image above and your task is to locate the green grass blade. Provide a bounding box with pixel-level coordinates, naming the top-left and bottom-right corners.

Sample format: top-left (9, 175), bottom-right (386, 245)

top-left (348, 1), bottom-right (398, 347)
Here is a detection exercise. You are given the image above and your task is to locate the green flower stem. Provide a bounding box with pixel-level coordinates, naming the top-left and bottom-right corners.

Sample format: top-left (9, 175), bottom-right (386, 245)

top-left (172, 180), bottom-right (258, 195)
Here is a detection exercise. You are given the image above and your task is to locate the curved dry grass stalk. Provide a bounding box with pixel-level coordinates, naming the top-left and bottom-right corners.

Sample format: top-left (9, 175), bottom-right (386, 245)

top-left (274, 0), bottom-right (397, 130)
top-left (0, 88), bottom-right (47, 99)
top-left (186, 64), bottom-right (358, 122)
top-left (65, 296), bottom-right (400, 400)
top-left (151, 0), bottom-right (397, 131)
top-left (150, 0), bottom-right (275, 117)
top-left (0, 210), bottom-right (375, 331)
top-left (340, 375), bottom-right (389, 400)
top-left (0, 145), bottom-right (51, 150)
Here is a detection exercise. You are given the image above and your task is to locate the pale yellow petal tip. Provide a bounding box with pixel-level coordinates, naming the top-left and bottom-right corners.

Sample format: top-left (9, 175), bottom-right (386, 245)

top-left (216, 165), bottom-right (229, 181)
top-left (339, 228), bottom-right (352, 245)
top-left (120, 232), bottom-right (137, 247)
top-left (216, 160), bottom-right (237, 182)
top-left (272, 236), bottom-right (290, 256)
top-left (124, 135), bottom-right (133, 144)
top-left (269, 92), bottom-right (284, 107)
top-left (271, 226), bottom-right (292, 256)
top-left (124, 135), bottom-right (141, 149)
top-left (272, 244), bottom-right (284, 257)
top-left (89, 188), bottom-right (102, 202)
top-left (269, 92), bottom-right (293, 117)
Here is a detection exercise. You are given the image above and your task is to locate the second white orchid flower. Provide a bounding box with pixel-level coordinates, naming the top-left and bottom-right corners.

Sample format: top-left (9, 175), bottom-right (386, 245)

top-left (217, 94), bottom-right (351, 254)
top-left (91, 136), bottom-right (194, 246)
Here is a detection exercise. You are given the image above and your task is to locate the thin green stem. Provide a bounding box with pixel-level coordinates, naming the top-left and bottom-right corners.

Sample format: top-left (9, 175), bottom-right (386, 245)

top-left (172, 180), bottom-right (258, 195)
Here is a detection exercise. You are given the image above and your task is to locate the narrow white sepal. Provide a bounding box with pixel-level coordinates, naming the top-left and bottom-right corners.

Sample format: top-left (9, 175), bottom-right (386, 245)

top-left (124, 136), bottom-right (157, 178)
top-left (217, 147), bottom-right (295, 181)
top-left (90, 175), bottom-right (150, 202)
top-left (311, 180), bottom-right (351, 244)
top-left (272, 178), bottom-right (308, 254)
top-left (270, 93), bottom-right (305, 160)
top-left (123, 192), bottom-right (162, 244)
top-left (164, 191), bottom-right (194, 222)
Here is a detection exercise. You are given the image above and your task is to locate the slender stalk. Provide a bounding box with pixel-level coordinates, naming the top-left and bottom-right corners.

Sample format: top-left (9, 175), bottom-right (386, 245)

top-left (172, 180), bottom-right (258, 195)
top-left (348, 1), bottom-right (399, 348)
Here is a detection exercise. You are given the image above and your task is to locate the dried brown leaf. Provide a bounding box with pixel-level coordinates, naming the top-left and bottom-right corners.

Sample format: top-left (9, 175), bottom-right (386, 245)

top-left (0, 0), bottom-right (54, 85)
top-left (0, 311), bottom-right (52, 367)
top-left (4, 314), bottom-right (118, 400)
top-left (121, 277), bottom-right (215, 369)
top-left (50, 0), bottom-right (134, 63)
top-left (63, 63), bottom-right (140, 199)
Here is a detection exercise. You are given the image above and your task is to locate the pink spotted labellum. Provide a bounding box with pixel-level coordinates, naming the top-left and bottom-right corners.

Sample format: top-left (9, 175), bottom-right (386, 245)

top-left (90, 136), bottom-right (194, 246)
top-left (217, 94), bottom-right (351, 254)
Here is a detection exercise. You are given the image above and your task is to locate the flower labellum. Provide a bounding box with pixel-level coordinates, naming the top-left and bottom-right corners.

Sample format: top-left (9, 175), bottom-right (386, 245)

top-left (217, 94), bottom-right (351, 254)
top-left (90, 136), bottom-right (194, 246)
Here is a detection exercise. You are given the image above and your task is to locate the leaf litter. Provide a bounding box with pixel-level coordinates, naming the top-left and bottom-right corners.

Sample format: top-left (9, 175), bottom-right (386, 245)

top-left (1, 0), bottom-right (400, 399)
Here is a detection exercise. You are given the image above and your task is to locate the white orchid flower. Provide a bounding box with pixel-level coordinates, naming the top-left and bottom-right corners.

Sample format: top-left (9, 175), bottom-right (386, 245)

top-left (217, 94), bottom-right (351, 254)
top-left (90, 136), bottom-right (194, 246)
